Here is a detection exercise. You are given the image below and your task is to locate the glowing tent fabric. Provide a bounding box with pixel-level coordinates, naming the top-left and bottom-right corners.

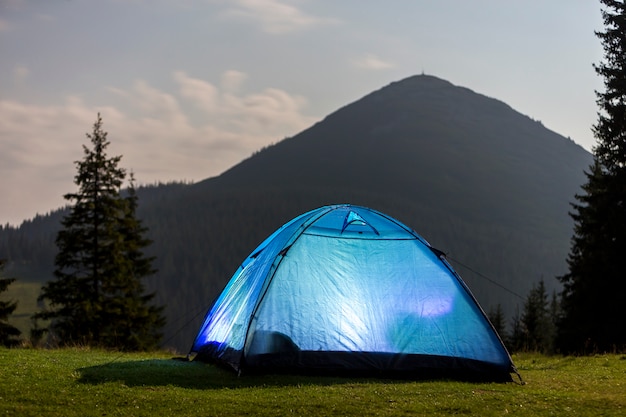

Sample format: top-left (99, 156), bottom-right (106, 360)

top-left (190, 205), bottom-right (516, 380)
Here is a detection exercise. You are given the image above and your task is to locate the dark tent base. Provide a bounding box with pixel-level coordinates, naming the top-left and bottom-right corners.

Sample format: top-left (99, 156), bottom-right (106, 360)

top-left (194, 348), bottom-right (514, 382)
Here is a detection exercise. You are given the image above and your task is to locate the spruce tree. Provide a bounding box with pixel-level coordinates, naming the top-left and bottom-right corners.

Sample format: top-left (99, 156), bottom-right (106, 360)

top-left (99, 173), bottom-right (165, 350)
top-left (487, 304), bottom-right (507, 342)
top-left (0, 260), bottom-right (21, 347)
top-left (34, 114), bottom-right (165, 350)
top-left (520, 280), bottom-right (551, 352)
top-left (556, 0), bottom-right (626, 353)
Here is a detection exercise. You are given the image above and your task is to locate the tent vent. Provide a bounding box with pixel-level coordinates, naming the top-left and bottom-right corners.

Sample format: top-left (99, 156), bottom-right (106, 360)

top-left (342, 210), bottom-right (379, 235)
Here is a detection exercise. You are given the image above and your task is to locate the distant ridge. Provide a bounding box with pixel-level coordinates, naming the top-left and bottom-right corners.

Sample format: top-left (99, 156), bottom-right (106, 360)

top-left (0, 74), bottom-right (592, 352)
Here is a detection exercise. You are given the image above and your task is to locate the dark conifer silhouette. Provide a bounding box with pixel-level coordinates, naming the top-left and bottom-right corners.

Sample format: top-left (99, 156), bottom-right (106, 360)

top-left (557, 0), bottom-right (626, 353)
top-left (33, 114), bottom-right (164, 350)
top-left (0, 260), bottom-right (21, 347)
top-left (487, 304), bottom-right (507, 342)
top-left (520, 280), bottom-right (552, 352)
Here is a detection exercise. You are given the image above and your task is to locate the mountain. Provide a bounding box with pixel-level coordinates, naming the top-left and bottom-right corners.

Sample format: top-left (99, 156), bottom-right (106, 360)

top-left (0, 75), bottom-right (592, 352)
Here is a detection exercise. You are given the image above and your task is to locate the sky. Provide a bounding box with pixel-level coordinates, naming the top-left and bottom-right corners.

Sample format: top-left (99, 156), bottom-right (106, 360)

top-left (1, 0), bottom-right (605, 226)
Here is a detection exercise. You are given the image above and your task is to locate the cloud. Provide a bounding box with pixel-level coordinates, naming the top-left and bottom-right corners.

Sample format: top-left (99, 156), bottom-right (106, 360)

top-left (131, 79), bottom-right (188, 125)
top-left (352, 54), bottom-right (395, 70)
top-left (174, 71), bottom-right (218, 113)
top-left (174, 70), bottom-right (316, 140)
top-left (221, 0), bottom-right (340, 34)
top-left (221, 70), bottom-right (248, 93)
top-left (0, 98), bottom-right (103, 225)
top-left (0, 18), bottom-right (10, 32)
top-left (0, 72), bottom-right (318, 225)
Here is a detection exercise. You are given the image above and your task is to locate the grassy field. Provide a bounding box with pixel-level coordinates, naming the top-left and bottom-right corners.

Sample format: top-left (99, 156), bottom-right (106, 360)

top-left (0, 348), bottom-right (624, 416)
top-left (2, 281), bottom-right (41, 337)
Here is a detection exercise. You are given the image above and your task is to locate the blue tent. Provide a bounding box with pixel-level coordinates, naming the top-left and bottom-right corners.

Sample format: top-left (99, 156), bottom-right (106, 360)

top-left (190, 204), bottom-right (517, 381)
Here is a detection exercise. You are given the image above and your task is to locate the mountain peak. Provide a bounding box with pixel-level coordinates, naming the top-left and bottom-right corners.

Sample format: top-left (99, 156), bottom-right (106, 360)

top-left (363, 74), bottom-right (457, 102)
top-left (390, 73), bottom-right (455, 88)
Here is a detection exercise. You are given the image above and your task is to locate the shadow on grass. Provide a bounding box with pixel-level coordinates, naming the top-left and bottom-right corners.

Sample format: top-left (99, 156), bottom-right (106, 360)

top-left (77, 358), bottom-right (395, 390)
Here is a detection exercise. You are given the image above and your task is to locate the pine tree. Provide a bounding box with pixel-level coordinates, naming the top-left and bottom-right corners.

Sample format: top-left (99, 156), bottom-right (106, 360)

top-left (487, 304), bottom-right (507, 342)
top-left (508, 307), bottom-right (524, 352)
top-left (549, 290), bottom-right (560, 335)
top-left (507, 280), bottom-right (555, 353)
top-left (556, 0), bottom-right (626, 353)
top-left (99, 173), bottom-right (165, 350)
top-left (520, 280), bottom-right (551, 352)
top-left (0, 259), bottom-right (21, 347)
top-left (34, 114), bottom-right (165, 350)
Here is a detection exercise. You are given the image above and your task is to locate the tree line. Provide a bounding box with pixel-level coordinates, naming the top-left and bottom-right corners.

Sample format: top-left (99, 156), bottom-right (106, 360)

top-left (488, 280), bottom-right (559, 354)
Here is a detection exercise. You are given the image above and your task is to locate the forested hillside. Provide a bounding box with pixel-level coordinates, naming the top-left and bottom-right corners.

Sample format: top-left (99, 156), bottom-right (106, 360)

top-left (0, 75), bottom-right (592, 352)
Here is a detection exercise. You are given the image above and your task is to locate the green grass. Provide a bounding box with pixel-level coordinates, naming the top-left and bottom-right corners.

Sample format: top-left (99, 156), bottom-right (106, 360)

top-left (2, 281), bottom-right (41, 336)
top-left (1, 348), bottom-right (625, 416)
